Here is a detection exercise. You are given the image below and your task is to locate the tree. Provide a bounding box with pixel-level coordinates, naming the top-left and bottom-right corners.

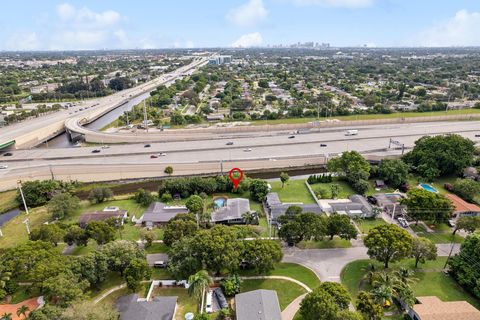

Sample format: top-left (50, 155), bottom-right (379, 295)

top-left (100, 240), bottom-right (146, 275)
top-left (280, 172), bottom-right (290, 188)
top-left (139, 229), bottom-right (156, 249)
top-left (16, 180), bottom-right (62, 208)
top-left (1, 313), bottom-right (12, 320)
top-left (258, 79), bottom-right (269, 88)
top-left (86, 221), bottom-right (116, 245)
top-left (249, 179), bottom-right (270, 202)
top-left (378, 159), bottom-right (409, 188)
top-left (452, 179), bottom-right (480, 202)
top-left (186, 195), bottom-right (204, 225)
top-left (168, 237), bottom-right (203, 279)
top-left (188, 270), bottom-right (213, 313)
top-left (453, 216), bottom-right (480, 235)
top-left (60, 301), bottom-right (118, 320)
top-left (163, 216), bottom-right (198, 246)
top-left (241, 212), bottom-right (257, 225)
top-left (401, 188), bottom-right (454, 224)
top-left (88, 187), bottom-right (113, 204)
top-left (125, 258), bottom-right (151, 291)
top-left (220, 274), bottom-right (242, 296)
top-left (326, 214), bottom-right (358, 240)
top-left (30, 224), bottom-right (66, 246)
top-left (330, 184), bottom-right (340, 199)
top-left (299, 282), bottom-right (352, 320)
top-left (41, 272), bottom-right (89, 307)
top-left (327, 151), bottom-right (370, 183)
top-left (64, 225), bottom-right (89, 246)
top-left (411, 237), bottom-right (437, 268)
top-left (16, 305), bottom-right (29, 319)
top-left (134, 189), bottom-right (155, 206)
top-left (47, 193), bottom-right (80, 220)
top-left (364, 224), bottom-right (413, 268)
top-left (243, 240), bottom-right (283, 273)
top-left (25, 305), bottom-right (62, 320)
top-left (76, 251), bottom-right (109, 288)
top-left (356, 291), bottom-right (383, 320)
top-left (164, 166), bottom-right (174, 175)
top-left (278, 212), bottom-right (326, 244)
top-left (403, 134), bottom-right (475, 179)
top-left (449, 233), bottom-right (480, 299)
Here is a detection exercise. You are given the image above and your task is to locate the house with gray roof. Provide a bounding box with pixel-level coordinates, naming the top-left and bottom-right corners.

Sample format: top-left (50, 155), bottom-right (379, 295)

top-left (265, 192), bottom-right (323, 225)
top-left (328, 195), bottom-right (373, 218)
top-left (235, 289), bottom-right (282, 320)
top-left (140, 202), bottom-right (189, 227)
top-left (78, 210), bottom-right (127, 228)
top-left (117, 294), bottom-right (177, 320)
top-left (211, 198), bottom-right (254, 224)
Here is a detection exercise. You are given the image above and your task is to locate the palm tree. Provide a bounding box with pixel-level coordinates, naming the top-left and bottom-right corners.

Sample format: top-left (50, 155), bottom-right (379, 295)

top-left (188, 270), bottom-right (213, 313)
top-left (16, 305), bottom-right (29, 319)
top-left (0, 269), bottom-right (11, 290)
top-left (371, 285), bottom-right (392, 307)
top-left (361, 263), bottom-right (376, 286)
top-left (241, 212), bottom-right (256, 225)
top-left (394, 268), bottom-right (417, 286)
top-left (1, 313), bottom-right (12, 320)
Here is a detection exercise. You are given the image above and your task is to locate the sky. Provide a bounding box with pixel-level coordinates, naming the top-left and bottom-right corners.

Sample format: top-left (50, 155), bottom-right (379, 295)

top-left (1, 0), bottom-right (480, 50)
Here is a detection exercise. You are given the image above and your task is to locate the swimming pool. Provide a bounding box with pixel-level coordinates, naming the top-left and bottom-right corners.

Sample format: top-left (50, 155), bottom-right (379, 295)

top-left (419, 183), bottom-right (439, 193)
top-left (213, 197), bottom-right (227, 209)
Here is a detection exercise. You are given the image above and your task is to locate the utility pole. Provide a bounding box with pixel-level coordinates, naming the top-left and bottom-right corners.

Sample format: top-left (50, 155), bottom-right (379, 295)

top-left (143, 100), bottom-right (148, 132)
top-left (17, 180), bottom-right (29, 215)
top-left (444, 241), bottom-right (457, 269)
top-left (23, 218), bottom-right (30, 235)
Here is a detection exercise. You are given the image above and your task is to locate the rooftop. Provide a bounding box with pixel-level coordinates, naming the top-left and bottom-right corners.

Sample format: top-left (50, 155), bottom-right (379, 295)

top-left (235, 289), bottom-right (282, 320)
top-left (117, 294), bottom-right (177, 320)
top-left (142, 202), bottom-right (189, 223)
top-left (212, 198), bottom-right (251, 222)
top-left (412, 296), bottom-right (480, 320)
top-left (78, 210), bottom-right (127, 225)
top-left (445, 193), bottom-right (480, 213)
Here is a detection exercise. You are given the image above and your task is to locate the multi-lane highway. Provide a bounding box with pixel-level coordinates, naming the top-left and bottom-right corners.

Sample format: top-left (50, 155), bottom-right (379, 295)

top-left (0, 57), bottom-right (208, 149)
top-left (0, 120), bottom-right (478, 191)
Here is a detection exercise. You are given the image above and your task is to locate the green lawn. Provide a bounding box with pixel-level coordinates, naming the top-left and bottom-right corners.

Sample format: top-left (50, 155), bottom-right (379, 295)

top-left (340, 257), bottom-right (480, 310)
top-left (310, 180), bottom-right (356, 199)
top-left (153, 287), bottom-right (198, 320)
top-left (270, 180), bottom-right (315, 204)
top-left (68, 240), bottom-right (97, 255)
top-left (150, 267), bottom-right (174, 279)
top-left (355, 219), bottom-right (388, 234)
top-left (87, 272), bottom-right (124, 300)
top-left (297, 237), bottom-right (352, 249)
top-left (0, 206), bottom-right (50, 248)
top-left (239, 262), bottom-right (321, 290)
top-left (145, 242), bottom-right (168, 254)
top-left (240, 279), bottom-right (306, 310)
top-left (410, 223), bottom-right (463, 244)
top-left (0, 190), bottom-right (19, 214)
top-left (10, 286), bottom-right (41, 304)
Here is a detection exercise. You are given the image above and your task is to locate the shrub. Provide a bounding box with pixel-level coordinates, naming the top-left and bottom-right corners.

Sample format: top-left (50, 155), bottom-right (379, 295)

top-left (160, 192), bottom-right (173, 203)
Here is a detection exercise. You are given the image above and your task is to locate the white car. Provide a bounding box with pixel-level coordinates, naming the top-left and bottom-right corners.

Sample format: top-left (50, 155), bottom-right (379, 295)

top-left (0, 165), bottom-right (8, 169)
top-left (243, 148), bottom-right (252, 152)
top-left (159, 152), bottom-right (167, 156)
top-left (101, 145), bottom-right (110, 149)
top-left (205, 290), bottom-right (213, 313)
top-left (397, 217), bottom-right (409, 228)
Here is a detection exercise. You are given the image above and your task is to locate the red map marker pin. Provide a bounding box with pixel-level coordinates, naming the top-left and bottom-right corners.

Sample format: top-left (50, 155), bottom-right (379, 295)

top-left (229, 168), bottom-right (244, 190)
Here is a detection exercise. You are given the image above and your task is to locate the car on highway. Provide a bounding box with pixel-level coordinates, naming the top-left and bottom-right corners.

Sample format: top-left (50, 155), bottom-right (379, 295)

top-left (3, 152), bottom-right (13, 156)
top-left (92, 149), bottom-right (101, 153)
top-left (397, 217), bottom-right (409, 228)
top-left (144, 144), bottom-right (151, 148)
top-left (243, 148), bottom-right (252, 152)
top-left (150, 154), bottom-right (158, 158)
top-left (288, 135), bottom-right (295, 139)
top-left (475, 134), bottom-right (480, 137)
top-left (159, 153), bottom-right (167, 156)
top-left (0, 165), bottom-right (8, 169)
top-left (320, 144), bottom-right (327, 147)
top-left (226, 141), bottom-right (234, 145)
top-left (101, 145), bottom-right (110, 149)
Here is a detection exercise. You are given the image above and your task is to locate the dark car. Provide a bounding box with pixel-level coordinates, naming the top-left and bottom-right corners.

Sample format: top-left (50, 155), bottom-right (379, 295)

top-left (92, 149), bottom-right (101, 153)
top-left (144, 144), bottom-right (151, 148)
top-left (214, 288), bottom-right (228, 309)
top-left (226, 141), bottom-right (234, 145)
top-left (320, 144), bottom-right (327, 147)
top-left (475, 134), bottom-right (480, 137)
top-left (288, 135), bottom-right (295, 139)
top-left (150, 154), bottom-right (158, 158)
top-left (3, 152), bottom-right (13, 156)
top-left (367, 196), bottom-right (377, 205)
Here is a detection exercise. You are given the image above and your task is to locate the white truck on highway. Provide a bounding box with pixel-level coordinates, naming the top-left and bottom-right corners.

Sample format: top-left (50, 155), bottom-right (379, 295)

top-left (345, 129), bottom-right (358, 136)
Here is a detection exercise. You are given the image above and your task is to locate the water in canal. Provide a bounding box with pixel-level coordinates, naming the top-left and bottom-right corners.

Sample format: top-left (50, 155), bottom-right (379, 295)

top-left (37, 92), bottom-right (150, 149)
top-left (0, 208), bottom-right (21, 227)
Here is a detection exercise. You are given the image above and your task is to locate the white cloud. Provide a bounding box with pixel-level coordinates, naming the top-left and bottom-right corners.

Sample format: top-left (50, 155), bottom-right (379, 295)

top-left (57, 3), bottom-right (75, 20)
top-left (232, 32), bottom-right (263, 47)
top-left (291, 0), bottom-right (373, 8)
top-left (6, 32), bottom-right (40, 50)
top-left (416, 10), bottom-right (480, 47)
top-left (227, 0), bottom-right (268, 27)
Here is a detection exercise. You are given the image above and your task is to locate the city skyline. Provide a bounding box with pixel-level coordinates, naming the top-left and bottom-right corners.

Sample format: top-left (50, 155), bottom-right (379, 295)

top-left (1, 0), bottom-right (480, 51)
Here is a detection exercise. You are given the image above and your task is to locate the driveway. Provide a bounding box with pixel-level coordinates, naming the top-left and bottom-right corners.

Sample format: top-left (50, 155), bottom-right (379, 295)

top-left (146, 253), bottom-right (168, 266)
top-left (282, 247), bottom-right (369, 282)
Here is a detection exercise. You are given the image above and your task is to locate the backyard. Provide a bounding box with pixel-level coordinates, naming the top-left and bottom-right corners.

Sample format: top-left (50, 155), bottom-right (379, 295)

top-left (270, 180), bottom-right (316, 204)
top-left (152, 286), bottom-right (197, 320)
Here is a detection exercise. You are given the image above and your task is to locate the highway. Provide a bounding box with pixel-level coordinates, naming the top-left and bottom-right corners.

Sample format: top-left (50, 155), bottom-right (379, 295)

top-left (0, 120), bottom-right (478, 191)
top-left (0, 57), bottom-right (209, 149)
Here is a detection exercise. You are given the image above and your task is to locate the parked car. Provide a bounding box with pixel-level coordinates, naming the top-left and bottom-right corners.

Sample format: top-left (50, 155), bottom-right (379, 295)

top-left (226, 141), bottom-right (234, 145)
top-left (320, 144), bottom-right (327, 147)
top-left (448, 219), bottom-right (456, 228)
top-left (214, 288), bottom-right (228, 309)
top-left (397, 217), bottom-right (409, 228)
top-left (288, 135), bottom-right (295, 139)
top-left (243, 148), bottom-right (252, 152)
top-left (92, 149), bottom-right (101, 153)
top-left (144, 144), bottom-right (151, 148)
top-left (153, 261), bottom-right (167, 268)
top-left (0, 165), bottom-right (8, 169)
top-left (150, 154), bottom-right (158, 158)
top-left (367, 196), bottom-right (377, 205)
top-left (205, 290), bottom-right (213, 313)
top-left (2, 152), bottom-right (12, 156)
